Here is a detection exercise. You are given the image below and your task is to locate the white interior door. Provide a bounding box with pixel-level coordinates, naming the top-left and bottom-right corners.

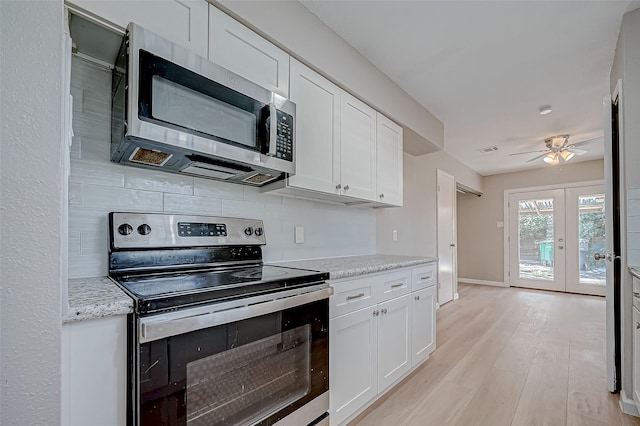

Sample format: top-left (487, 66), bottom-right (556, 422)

top-left (565, 185), bottom-right (607, 296)
top-left (508, 189), bottom-right (566, 292)
top-left (437, 169), bottom-right (456, 305)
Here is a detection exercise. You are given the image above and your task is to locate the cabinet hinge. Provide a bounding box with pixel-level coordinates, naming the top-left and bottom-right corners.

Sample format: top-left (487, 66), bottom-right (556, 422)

top-left (508, 201), bottom-right (510, 208)
top-left (508, 236), bottom-right (510, 243)
top-left (508, 271), bottom-right (511, 277)
top-left (438, 282), bottom-right (441, 288)
top-left (437, 185), bottom-right (440, 192)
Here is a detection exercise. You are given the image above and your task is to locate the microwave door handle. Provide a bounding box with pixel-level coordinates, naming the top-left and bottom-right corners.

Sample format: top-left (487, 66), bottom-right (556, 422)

top-left (267, 102), bottom-right (277, 157)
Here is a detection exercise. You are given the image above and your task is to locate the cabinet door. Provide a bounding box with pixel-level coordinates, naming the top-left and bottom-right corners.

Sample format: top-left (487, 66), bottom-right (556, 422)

top-left (62, 316), bottom-right (128, 426)
top-left (377, 293), bottom-right (411, 392)
top-left (208, 6), bottom-right (289, 97)
top-left (376, 113), bottom-right (403, 206)
top-left (634, 306), bottom-right (640, 410)
top-left (412, 287), bottom-right (436, 367)
top-left (330, 306), bottom-right (378, 425)
top-left (68, 0), bottom-right (208, 58)
top-left (340, 93), bottom-right (377, 201)
top-left (288, 59), bottom-right (342, 195)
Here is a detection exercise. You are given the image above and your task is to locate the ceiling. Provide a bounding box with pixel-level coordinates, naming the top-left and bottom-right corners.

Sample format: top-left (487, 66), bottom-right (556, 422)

top-left (301, 0), bottom-right (640, 176)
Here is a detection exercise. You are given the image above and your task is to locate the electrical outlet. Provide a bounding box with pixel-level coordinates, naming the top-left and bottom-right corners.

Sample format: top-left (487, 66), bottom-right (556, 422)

top-left (392, 230), bottom-right (398, 241)
top-left (295, 226), bottom-right (304, 244)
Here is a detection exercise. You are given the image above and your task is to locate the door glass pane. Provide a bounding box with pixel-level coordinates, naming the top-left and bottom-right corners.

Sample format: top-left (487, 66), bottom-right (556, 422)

top-left (518, 198), bottom-right (554, 280)
top-left (578, 194), bottom-right (606, 286)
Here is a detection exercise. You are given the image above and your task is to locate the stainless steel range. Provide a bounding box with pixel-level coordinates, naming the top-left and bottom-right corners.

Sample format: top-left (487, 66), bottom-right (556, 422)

top-left (108, 212), bottom-right (331, 426)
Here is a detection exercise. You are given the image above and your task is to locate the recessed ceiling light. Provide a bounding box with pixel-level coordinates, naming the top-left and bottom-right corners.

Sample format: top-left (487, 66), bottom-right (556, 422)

top-left (539, 105), bottom-right (552, 115)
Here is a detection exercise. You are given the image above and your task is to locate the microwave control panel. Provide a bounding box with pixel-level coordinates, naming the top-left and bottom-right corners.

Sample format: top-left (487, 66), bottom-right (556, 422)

top-left (275, 110), bottom-right (293, 161)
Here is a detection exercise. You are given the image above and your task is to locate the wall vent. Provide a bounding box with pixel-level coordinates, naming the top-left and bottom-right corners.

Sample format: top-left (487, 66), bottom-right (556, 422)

top-left (477, 146), bottom-right (499, 153)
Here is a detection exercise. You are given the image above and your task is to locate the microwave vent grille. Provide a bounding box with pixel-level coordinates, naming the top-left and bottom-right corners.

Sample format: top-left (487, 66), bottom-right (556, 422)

top-left (243, 173), bottom-right (277, 185)
top-left (129, 147), bottom-right (173, 166)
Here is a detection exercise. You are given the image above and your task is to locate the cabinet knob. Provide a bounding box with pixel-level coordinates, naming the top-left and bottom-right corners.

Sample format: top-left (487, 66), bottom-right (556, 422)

top-left (344, 185), bottom-right (350, 191)
top-left (373, 310), bottom-right (379, 317)
top-left (336, 184), bottom-right (342, 190)
top-left (381, 308), bottom-right (387, 315)
top-left (634, 292), bottom-right (640, 298)
top-left (415, 295), bottom-right (420, 301)
top-left (637, 322), bottom-right (640, 330)
top-left (379, 193), bottom-right (384, 198)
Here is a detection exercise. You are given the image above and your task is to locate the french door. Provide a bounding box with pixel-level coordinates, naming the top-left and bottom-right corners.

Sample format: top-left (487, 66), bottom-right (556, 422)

top-left (508, 184), bottom-right (606, 296)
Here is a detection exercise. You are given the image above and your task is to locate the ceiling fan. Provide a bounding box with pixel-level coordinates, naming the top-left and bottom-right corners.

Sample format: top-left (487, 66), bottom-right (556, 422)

top-left (509, 135), bottom-right (591, 165)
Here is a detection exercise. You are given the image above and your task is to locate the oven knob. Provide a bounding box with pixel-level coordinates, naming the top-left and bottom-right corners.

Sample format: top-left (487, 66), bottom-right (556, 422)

top-left (244, 226), bottom-right (253, 236)
top-left (254, 227), bottom-right (263, 236)
top-left (118, 223), bottom-right (133, 236)
top-left (137, 224), bottom-right (152, 236)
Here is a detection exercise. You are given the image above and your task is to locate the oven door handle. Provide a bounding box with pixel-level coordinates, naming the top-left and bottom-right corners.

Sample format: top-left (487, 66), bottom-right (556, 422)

top-left (139, 285), bottom-right (333, 343)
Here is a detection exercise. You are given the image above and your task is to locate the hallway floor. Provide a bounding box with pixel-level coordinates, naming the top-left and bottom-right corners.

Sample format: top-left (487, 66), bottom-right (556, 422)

top-left (351, 283), bottom-right (640, 426)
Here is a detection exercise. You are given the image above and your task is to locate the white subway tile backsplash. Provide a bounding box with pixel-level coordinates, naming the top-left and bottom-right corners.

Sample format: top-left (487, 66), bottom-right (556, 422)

top-left (69, 159), bottom-right (124, 187)
top-left (163, 193), bottom-right (222, 216)
top-left (628, 249), bottom-right (640, 267)
top-left (194, 177), bottom-right (244, 200)
top-left (222, 199), bottom-right (265, 219)
top-left (80, 185), bottom-right (164, 211)
top-left (628, 233), bottom-right (640, 251)
top-left (125, 168), bottom-right (194, 195)
top-left (67, 53), bottom-right (377, 278)
top-left (628, 199), bottom-right (640, 217)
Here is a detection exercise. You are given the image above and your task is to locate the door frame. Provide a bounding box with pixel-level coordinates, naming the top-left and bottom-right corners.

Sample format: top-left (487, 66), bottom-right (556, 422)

top-left (503, 179), bottom-right (604, 287)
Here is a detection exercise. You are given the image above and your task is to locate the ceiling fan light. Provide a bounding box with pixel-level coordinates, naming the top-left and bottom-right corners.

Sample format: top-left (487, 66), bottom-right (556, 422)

top-left (545, 134), bottom-right (569, 149)
top-left (543, 152), bottom-right (557, 164)
top-left (560, 150), bottom-right (575, 161)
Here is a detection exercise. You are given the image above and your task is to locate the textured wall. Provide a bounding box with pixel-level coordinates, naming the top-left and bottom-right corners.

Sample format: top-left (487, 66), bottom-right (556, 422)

top-left (0, 1), bottom-right (65, 424)
top-left (69, 57), bottom-right (376, 278)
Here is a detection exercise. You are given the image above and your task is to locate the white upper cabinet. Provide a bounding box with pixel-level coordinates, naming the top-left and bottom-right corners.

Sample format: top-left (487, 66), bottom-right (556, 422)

top-left (376, 113), bottom-right (404, 206)
top-left (208, 6), bottom-right (289, 97)
top-left (288, 58), bottom-right (342, 195)
top-left (68, 0), bottom-right (209, 58)
top-left (340, 94), bottom-right (377, 202)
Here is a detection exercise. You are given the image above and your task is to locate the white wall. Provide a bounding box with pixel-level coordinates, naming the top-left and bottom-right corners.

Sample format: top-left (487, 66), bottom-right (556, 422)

top-left (376, 150), bottom-right (482, 257)
top-left (215, 0), bottom-right (443, 154)
top-left (457, 159), bottom-right (604, 282)
top-left (0, 1), bottom-right (65, 424)
top-left (69, 57), bottom-right (376, 278)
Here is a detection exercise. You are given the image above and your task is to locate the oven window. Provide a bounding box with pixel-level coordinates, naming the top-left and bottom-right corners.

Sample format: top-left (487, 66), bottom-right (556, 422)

top-left (186, 324), bottom-right (310, 426)
top-left (138, 299), bottom-right (328, 426)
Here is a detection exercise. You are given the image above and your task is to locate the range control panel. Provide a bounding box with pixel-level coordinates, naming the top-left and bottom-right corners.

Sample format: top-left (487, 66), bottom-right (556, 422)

top-left (178, 222), bottom-right (227, 237)
top-left (110, 212), bottom-right (266, 249)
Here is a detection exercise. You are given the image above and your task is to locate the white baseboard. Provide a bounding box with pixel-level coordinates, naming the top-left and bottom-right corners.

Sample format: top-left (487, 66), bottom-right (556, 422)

top-left (620, 390), bottom-right (640, 417)
top-left (458, 278), bottom-right (508, 287)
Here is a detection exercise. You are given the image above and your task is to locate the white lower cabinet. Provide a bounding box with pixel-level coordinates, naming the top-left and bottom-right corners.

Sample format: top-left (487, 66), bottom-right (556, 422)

top-left (633, 304), bottom-right (640, 410)
top-left (330, 306), bottom-right (378, 426)
top-left (62, 315), bottom-right (128, 426)
top-left (412, 286), bottom-right (436, 366)
top-left (329, 264), bottom-right (437, 425)
top-left (378, 294), bottom-right (412, 392)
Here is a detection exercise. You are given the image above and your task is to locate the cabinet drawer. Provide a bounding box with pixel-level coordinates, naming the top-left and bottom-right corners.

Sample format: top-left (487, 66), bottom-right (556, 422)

top-left (330, 278), bottom-right (377, 318)
top-left (377, 270), bottom-right (412, 303)
top-left (411, 264), bottom-right (436, 291)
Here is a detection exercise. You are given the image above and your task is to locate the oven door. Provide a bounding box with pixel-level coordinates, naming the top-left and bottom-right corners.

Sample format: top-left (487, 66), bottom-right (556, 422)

top-left (135, 285), bottom-right (331, 426)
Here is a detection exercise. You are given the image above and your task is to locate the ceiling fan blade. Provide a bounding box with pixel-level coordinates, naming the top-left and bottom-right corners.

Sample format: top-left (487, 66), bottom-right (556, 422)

top-left (526, 152), bottom-right (549, 163)
top-left (568, 148), bottom-right (588, 155)
top-left (570, 137), bottom-right (602, 148)
top-left (509, 149), bottom-right (548, 156)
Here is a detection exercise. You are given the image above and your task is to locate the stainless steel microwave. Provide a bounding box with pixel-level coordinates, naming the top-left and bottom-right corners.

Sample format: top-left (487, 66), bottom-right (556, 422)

top-left (111, 23), bottom-right (296, 186)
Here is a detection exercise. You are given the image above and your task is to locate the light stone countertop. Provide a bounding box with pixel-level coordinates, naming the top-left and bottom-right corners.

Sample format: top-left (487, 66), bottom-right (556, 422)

top-left (272, 254), bottom-right (437, 280)
top-left (630, 267), bottom-right (640, 280)
top-left (64, 276), bottom-right (134, 324)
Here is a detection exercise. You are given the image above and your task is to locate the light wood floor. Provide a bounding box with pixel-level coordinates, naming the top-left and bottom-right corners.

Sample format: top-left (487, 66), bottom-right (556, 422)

top-left (350, 283), bottom-right (640, 426)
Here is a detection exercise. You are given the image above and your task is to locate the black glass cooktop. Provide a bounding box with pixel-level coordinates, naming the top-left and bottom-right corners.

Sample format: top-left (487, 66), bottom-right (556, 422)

top-left (112, 265), bottom-right (329, 314)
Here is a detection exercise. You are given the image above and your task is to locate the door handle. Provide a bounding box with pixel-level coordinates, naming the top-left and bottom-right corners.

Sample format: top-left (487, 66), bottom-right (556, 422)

top-left (594, 253), bottom-right (615, 262)
top-left (450, 243), bottom-right (456, 247)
